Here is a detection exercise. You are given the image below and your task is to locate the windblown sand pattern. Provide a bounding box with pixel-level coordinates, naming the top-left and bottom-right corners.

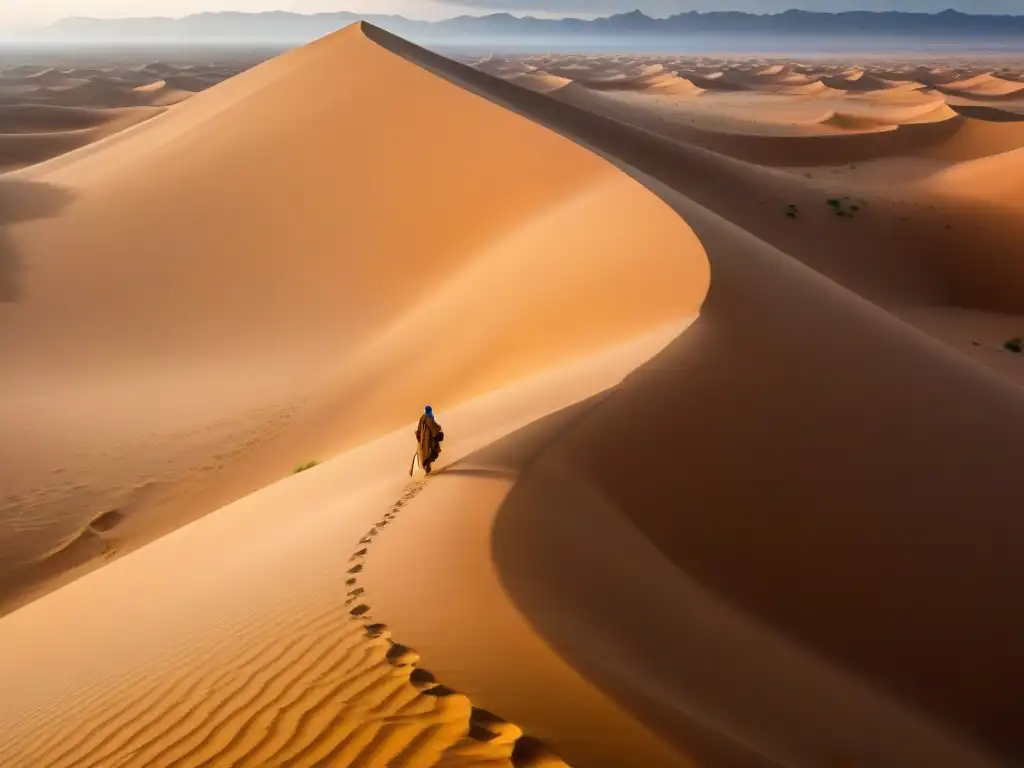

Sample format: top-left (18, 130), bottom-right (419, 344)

top-left (0, 480), bottom-right (562, 768)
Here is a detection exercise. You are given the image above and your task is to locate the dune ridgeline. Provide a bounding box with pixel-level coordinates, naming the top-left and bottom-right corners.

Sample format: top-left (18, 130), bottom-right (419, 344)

top-left (1, 20), bottom-right (1023, 768)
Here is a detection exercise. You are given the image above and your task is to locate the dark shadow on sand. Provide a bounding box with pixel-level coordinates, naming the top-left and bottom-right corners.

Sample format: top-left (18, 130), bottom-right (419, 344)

top-left (0, 177), bottom-right (74, 301)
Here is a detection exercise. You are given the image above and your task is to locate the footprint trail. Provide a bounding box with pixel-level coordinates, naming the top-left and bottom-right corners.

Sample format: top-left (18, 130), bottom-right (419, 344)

top-left (343, 479), bottom-right (570, 767)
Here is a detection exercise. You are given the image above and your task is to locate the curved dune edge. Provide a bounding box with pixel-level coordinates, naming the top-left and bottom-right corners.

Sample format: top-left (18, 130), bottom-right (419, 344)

top-left (366, 24), bottom-right (1024, 768)
top-left (0, 19), bottom-right (709, 768)
top-left (450, 38), bottom-right (1024, 317)
top-left (366, 23), bottom-right (1024, 767)
top-left (343, 479), bottom-right (570, 766)
top-left (0, 19), bottom-right (706, 614)
top-left (0, 320), bottom-right (696, 768)
top-left (359, 321), bottom-right (699, 768)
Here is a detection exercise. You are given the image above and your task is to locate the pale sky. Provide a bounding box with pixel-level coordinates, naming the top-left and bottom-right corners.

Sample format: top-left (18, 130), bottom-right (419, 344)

top-left (0, 1), bottom-right (467, 30)
top-left (4, 0), bottom-right (1023, 32)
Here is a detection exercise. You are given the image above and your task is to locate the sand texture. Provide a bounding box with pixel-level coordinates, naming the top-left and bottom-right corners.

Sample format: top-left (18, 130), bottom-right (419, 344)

top-left (1, 22), bottom-right (1023, 768)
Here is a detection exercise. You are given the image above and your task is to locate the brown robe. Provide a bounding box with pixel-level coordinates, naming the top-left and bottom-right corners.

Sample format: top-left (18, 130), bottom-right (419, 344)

top-left (415, 414), bottom-right (443, 469)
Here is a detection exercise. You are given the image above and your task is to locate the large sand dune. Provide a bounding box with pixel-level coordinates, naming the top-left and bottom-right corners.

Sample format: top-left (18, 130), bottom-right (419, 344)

top-left (1, 22), bottom-right (1023, 768)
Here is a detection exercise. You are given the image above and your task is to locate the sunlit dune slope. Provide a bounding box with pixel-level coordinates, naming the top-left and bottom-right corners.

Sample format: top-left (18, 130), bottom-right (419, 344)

top-left (0, 22), bottom-right (705, 613)
top-left (0, 20), bottom-right (707, 768)
top-left (938, 72), bottom-right (1024, 99)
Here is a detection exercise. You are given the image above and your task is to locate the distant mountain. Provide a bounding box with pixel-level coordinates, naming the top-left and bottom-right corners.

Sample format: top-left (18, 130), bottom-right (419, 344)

top-left (31, 9), bottom-right (1024, 46)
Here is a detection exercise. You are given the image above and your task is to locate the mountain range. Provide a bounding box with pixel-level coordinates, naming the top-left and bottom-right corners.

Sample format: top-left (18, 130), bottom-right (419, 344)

top-left (27, 9), bottom-right (1024, 45)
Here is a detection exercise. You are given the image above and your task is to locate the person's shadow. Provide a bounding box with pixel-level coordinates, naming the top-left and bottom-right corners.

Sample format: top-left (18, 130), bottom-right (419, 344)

top-left (0, 177), bottom-right (75, 302)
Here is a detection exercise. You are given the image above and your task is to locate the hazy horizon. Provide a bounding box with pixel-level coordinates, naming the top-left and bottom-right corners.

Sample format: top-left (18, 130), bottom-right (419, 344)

top-left (5, 0), bottom-right (1024, 34)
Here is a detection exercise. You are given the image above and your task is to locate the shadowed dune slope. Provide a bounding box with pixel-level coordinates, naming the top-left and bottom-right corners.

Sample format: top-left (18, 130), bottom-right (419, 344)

top-left (472, 54), bottom-right (1024, 316)
top-left (548, 86), bottom-right (1024, 167)
top-left (0, 106), bottom-right (162, 170)
top-left (361, 24), bottom-right (1024, 766)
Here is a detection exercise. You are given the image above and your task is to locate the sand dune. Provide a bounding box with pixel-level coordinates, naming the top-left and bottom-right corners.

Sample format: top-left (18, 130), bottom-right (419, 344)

top-left (2, 22), bottom-right (1023, 768)
top-left (473, 55), bottom-right (536, 77)
top-left (939, 72), bottom-right (1024, 98)
top-left (952, 103), bottom-right (1024, 122)
top-left (822, 71), bottom-right (915, 92)
top-left (575, 70), bottom-right (704, 96)
top-left (779, 80), bottom-right (843, 97)
top-left (0, 106), bottom-right (163, 170)
top-left (377, 30), bottom-right (1024, 762)
top-left (0, 104), bottom-right (115, 133)
top-left (132, 80), bottom-right (196, 107)
top-left (506, 71), bottom-right (573, 94)
top-left (0, 57), bottom-right (253, 167)
top-left (0, 22), bottom-right (704, 764)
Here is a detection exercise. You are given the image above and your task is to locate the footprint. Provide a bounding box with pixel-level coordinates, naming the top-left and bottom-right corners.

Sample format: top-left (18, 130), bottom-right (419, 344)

top-left (511, 737), bottom-right (565, 767)
top-left (339, 485), bottom-right (568, 766)
top-left (386, 644), bottom-right (420, 666)
top-left (469, 708), bottom-right (523, 745)
top-left (89, 509), bottom-right (125, 533)
top-left (421, 684), bottom-right (457, 698)
top-left (409, 668), bottom-right (437, 689)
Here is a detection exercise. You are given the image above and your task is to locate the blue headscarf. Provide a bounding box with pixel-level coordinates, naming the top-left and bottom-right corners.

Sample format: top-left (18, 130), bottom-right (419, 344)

top-left (424, 405), bottom-right (434, 419)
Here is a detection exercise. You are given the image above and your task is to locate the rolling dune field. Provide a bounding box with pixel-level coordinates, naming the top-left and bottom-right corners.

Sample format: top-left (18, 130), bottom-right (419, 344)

top-left (1, 23), bottom-right (1023, 768)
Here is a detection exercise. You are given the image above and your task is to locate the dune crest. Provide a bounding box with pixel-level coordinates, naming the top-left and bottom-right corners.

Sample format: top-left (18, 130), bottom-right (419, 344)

top-left (0, 21), bottom-right (708, 766)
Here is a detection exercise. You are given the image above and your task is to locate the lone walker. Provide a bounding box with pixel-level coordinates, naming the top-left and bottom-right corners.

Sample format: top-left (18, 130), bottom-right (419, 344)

top-left (412, 405), bottom-right (444, 476)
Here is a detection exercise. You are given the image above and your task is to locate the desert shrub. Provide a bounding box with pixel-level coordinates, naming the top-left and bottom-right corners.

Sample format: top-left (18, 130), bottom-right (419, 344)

top-left (292, 460), bottom-right (320, 474)
top-left (1005, 337), bottom-right (1023, 354)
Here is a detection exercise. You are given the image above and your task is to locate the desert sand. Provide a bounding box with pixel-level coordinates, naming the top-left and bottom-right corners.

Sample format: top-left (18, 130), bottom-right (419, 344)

top-left (0, 50), bottom-right (265, 170)
top-left (1, 22), bottom-right (1023, 768)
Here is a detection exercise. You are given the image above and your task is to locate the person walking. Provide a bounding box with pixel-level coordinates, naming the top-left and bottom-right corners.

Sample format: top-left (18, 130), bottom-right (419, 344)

top-left (413, 405), bottom-right (444, 475)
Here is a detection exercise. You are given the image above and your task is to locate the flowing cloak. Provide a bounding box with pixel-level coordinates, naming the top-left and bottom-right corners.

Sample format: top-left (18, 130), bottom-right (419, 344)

top-left (416, 414), bottom-right (443, 467)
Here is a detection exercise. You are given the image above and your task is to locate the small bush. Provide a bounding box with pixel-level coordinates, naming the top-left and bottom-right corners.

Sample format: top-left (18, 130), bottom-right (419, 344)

top-left (1004, 337), bottom-right (1023, 354)
top-left (292, 460), bottom-right (320, 475)
top-left (785, 203), bottom-right (799, 218)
